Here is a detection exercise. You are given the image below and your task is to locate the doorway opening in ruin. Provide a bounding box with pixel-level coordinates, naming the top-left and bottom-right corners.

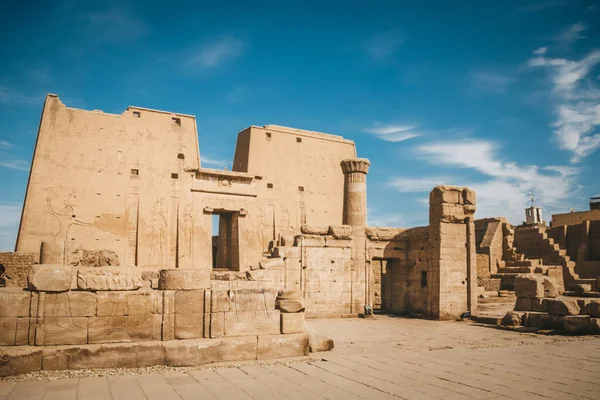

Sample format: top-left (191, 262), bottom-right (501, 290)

top-left (372, 259), bottom-right (388, 313)
top-left (211, 211), bottom-right (240, 271)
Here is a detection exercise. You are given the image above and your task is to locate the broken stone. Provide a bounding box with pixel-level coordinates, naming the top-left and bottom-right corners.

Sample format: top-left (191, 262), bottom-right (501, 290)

top-left (514, 297), bottom-right (532, 311)
top-left (514, 274), bottom-right (544, 298)
top-left (158, 269), bottom-right (210, 290)
top-left (77, 267), bottom-right (143, 291)
top-left (308, 331), bottom-right (335, 352)
top-left (28, 265), bottom-right (72, 292)
top-left (258, 258), bottom-right (284, 270)
top-left (500, 311), bottom-right (523, 326)
top-left (581, 300), bottom-right (600, 317)
top-left (549, 298), bottom-right (580, 316)
top-left (564, 315), bottom-right (593, 335)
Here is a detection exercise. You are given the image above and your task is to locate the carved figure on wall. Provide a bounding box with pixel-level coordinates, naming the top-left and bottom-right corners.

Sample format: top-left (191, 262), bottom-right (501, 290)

top-left (179, 203), bottom-right (193, 261)
top-left (147, 198), bottom-right (168, 267)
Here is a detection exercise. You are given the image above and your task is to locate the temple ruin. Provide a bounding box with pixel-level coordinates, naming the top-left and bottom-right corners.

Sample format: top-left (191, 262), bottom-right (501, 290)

top-left (0, 94), bottom-right (599, 376)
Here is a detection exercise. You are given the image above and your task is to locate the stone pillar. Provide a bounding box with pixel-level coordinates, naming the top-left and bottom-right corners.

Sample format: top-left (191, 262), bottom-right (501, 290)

top-left (428, 185), bottom-right (477, 320)
top-left (341, 159), bottom-right (370, 227)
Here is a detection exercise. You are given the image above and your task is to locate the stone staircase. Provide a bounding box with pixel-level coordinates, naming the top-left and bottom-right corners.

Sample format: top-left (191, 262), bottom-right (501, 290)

top-left (509, 226), bottom-right (597, 291)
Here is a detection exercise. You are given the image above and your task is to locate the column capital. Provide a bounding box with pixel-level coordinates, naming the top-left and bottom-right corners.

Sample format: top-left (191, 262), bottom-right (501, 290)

top-left (341, 158), bottom-right (370, 175)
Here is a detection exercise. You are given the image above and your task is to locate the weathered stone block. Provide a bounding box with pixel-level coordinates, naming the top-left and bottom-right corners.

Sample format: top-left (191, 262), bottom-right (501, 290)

top-left (549, 298), bottom-right (580, 316)
top-left (281, 312), bottom-right (305, 334)
top-left (36, 316), bottom-right (88, 345)
top-left (532, 298), bottom-right (553, 313)
top-left (224, 310), bottom-right (280, 337)
top-left (524, 312), bottom-right (551, 328)
top-left (581, 300), bottom-right (600, 317)
top-left (162, 313), bottom-right (175, 341)
top-left (295, 235), bottom-right (325, 247)
top-left (500, 311), bottom-right (524, 326)
top-left (158, 269), bottom-right (210, 290)
top-left (259, 258), bottom-right (284, 270)
top-left (564, 316), bottom-right (593, 334)
top-left (174, 312), bottom-right (203, 339)
top-left (43, 292), bottom-right (96, 317)
top-left (211, 290), bottom-right (231, 312)
top-left (0, 347), bottom-right (43, 377)
top-left (0, 317), bottom-right (17, 345)
top-left (514, 297), bottom-right (533, 311)
top-left (77, 267), bottom-right (143, 291)
top-left (88, 314), bottom-right (155, 343)
top-left (309, 333), bottom-right (335, 352)
top-left (210, 312), bottom-right (225, 338)
top-left (15, 317), bottom-right (29, 345)
top-left (174, 290), bottom-right (204, 314)
top-left (28, 265), bottom-right (72, 292)
top-left (164, 336), bottom-right (257, 366)
top-left (514, 275), bottom-right (544, 298)
top-left (276, 299), bottom-right (305, 313)
top-left (0, 289), bottom-right (30, 317)
top-left (42, 341), bottom-right (164, 370)
top-left (96, 291), bottom-right (158, 316)
top-left (257, 333), bottom-right (309, 360)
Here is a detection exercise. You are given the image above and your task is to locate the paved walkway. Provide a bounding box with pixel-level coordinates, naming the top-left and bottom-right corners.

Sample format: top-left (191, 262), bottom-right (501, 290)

top-left (1, 316), bottom-right (600, 399)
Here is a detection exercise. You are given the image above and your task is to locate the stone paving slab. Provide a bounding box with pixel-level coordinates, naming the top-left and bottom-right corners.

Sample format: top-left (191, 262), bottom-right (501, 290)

top-left (1, 316), bottom-right (600, 399)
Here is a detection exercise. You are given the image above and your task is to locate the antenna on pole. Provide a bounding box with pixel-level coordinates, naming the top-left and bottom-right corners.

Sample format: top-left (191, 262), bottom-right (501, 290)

top-left (528, 192), bottom-right (535, 208)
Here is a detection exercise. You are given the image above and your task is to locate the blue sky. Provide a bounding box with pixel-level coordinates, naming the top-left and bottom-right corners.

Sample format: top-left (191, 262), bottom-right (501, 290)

top-left (1, 0), bottom-right (600, 251)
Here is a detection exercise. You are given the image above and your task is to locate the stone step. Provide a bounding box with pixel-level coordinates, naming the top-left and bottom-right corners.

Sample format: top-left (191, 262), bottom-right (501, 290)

top-left (497, 267), bottom-right (535, 274)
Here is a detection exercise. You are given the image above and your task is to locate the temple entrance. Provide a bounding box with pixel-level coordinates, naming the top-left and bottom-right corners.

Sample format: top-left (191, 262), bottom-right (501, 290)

top-left (372, 259), bottom-right (388, 313)
top-left (211, 211), bottom-right (240, 270)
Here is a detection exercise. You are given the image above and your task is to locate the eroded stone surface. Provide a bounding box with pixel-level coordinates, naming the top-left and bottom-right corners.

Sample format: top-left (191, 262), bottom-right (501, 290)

top-left (28, 265), bottom-right (72, 292)
top-left (158, 269), bottom-right (210, 290)
top-left (77, 267), bottom-right (143, 291)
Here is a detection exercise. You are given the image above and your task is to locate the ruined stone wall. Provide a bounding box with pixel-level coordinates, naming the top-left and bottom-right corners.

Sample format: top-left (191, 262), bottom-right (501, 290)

top-left (378, 227), bottom-right (430, 316)
top-left (17, 95), bottom-right (200, 269)
top-left (0, 265), bottom-right (308, 375)
top-left (551, 209), bottom-right (600, 227)
top-left (284, 231), bottom-right (358, 318)
top-left (232, 125), bottom-right (357, 247)
top-left (548, 220), bottom-right (600, 279)
top-left (474, 218), bottom-right (505, 282)
top-left (0, 253), bottom-right (35, 287)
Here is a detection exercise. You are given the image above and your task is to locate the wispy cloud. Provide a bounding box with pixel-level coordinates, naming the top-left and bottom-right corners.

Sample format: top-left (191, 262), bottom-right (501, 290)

top-left (83, 7), bottom-right (147, 42)
top-left (0, 160), bottom-right (30, 171)
top-left (201, 156), bottom-right (230, 169)
top-left (469, 70), bottom-right (517, 95)
top-left (389, 139), bottom-right (580, 223)
top-left (0, 86), bottom-right (41, 106)
top-left (528, 48), bottom-right (600, 162)
top-left (364, 124), bottom-right (422, 142)
top-left (0, 141), bottom-right (14, 148)
top-left (520, 1), bottom-right (569, 12)
top-left (363, 28), bottom-right (404, 61)
top-left (188, 37), bottom-right (245, 69)
top-left (555, 22), bottom-right (587, 50)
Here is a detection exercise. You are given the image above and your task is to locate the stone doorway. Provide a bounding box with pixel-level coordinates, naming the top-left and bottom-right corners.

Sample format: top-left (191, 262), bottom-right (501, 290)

top-left (371, 259), bottom-right (388, 313)
top-left (211, 211), bottom-right (240, 271)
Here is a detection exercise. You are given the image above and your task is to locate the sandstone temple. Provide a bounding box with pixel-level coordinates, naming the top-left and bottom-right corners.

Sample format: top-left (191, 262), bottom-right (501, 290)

top-left (0, 94), bottom-right (599, 376)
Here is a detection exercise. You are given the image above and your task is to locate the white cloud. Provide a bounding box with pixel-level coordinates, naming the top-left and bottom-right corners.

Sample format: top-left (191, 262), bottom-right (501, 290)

top-left (0, 141), bottom-right (13, 148)
top-left (528, 49), bottom-right (600, 161)
top-left (469, 71), bottom-right (517, 95)
top-left (533, 47), bottom-right (548, 55)
top-left (364, 124), bottom-right (422, 142)
top-left (0, 160), bottom-right (30, 171)
top-left (201, 156), bottom-right (230, 168)
top-left (363, 28), bottom-right (404, 61)
top-left (556, 22), bottom-right (587, 50)
top-left (189, 37), bottom-right (245, 69)
top-left (389, 139), bottom-right (579, 224)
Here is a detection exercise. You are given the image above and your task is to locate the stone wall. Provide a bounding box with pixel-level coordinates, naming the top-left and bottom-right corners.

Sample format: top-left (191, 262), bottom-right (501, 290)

top-left (0, 252), bottom-right (35, 287)
top-left (0, 266), bottom-right (308, 375)
top-left (379, 227), bottom-right (430, 316)
top-left (548, 220), bottom-right (600, 279)
top-left (551, 209), bottom-right (600, 227)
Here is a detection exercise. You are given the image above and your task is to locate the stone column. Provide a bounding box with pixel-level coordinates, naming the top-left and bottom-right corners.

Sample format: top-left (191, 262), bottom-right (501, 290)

top-left (428, 185), bottom-right (477, 320)
top-left (340, 159), bottom-right (370, 315)
top-left (341, 159), bottom-right (370, 227)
